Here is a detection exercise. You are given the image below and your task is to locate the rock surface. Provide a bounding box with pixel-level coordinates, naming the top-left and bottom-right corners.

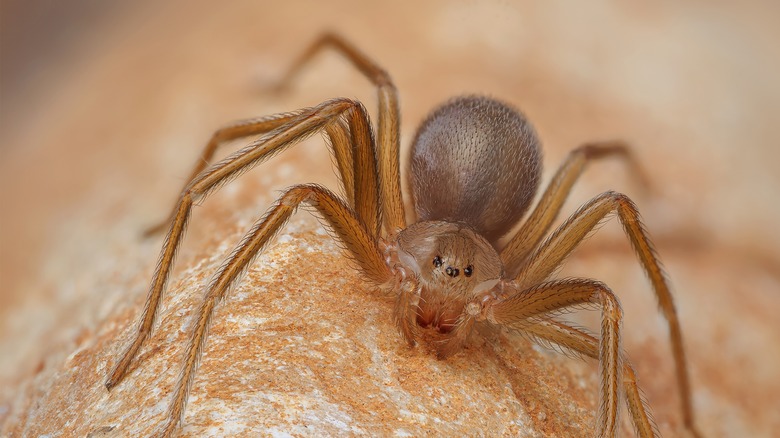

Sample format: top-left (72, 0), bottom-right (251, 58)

top-left (2, 2), bottom-right (779, 437)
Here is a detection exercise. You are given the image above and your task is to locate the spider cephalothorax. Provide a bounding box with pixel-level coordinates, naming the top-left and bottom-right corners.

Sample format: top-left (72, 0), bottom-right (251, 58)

top-left (106, 34), bottom-right (700, 438)
top-left (389, 220), bottom-right (503, 338)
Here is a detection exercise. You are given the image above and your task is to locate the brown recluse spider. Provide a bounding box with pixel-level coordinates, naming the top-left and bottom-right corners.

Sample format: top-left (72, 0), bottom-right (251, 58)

top-left (105, 34), bottom-right (700, 437)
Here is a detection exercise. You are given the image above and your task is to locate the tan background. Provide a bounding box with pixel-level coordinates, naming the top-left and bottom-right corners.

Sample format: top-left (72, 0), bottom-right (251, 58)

top-left (1, 1), bottom-right (779, 436)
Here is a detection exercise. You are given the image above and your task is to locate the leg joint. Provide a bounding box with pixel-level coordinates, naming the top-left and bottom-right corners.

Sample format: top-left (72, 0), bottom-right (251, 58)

top-left (594, 283), bottom-right (623, 320)
top-left (280, 185), bottom-right (317, 207)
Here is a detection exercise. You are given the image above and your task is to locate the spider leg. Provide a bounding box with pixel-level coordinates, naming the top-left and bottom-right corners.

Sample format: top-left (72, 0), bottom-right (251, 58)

top-left (160, 184), bottom-right (390, 437)
top-left (501, 141), bottom-right (647, 276)
top-left (278, 33), bottom-right (406, 233)
top-left (513, 191), bottom-right (697, 435)
top-left (143, 104), bottom-right (375, 236)
top-left (523, 317), bottom-right (659, 438)
top-left (106, 98), bottom-right (381, 390)
top-left (485, 279), bottom-right (624, 437)
top-left (143, 112), bottom-right (299, 236)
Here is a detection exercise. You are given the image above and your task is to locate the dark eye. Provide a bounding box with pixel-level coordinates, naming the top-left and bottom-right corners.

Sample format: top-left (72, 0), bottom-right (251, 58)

top-left (433, 256), bottom-right (443, 268)
top-left (464, 265), bottom-right (473, 277)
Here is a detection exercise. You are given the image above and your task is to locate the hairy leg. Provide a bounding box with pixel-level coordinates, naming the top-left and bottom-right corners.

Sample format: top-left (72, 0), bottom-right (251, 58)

top-left (524, 318), bottom-right (659, 438)
top-left (106, 98), bottom-right (381, 390)
top-left (501, 141), bottom-right (647, 276)
top-left (512, 191), bottom-right (697, 434)
top-left (485, 279), bottom-right (625, 437)
top-left (161, 184), bottom-right (389, 437)
top-left (143, 112), bottom-right (298, 236)
top-left (278, 33), bottom-right (406, 233)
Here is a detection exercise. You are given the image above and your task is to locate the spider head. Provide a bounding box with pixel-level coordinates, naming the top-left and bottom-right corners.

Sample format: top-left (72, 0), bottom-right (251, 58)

top-left (393, 221), bottom-right (503, 330)
top-left (395, 221), bottom-right (503, 288)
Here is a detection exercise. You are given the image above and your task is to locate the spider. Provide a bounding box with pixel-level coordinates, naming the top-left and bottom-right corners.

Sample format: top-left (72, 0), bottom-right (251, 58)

top-left (105, 34), bottom-right (700, 437)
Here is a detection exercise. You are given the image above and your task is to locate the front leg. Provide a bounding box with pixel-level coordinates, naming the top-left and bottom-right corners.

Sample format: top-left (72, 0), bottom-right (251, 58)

top-left (513, 191), bottom-right (697, 434)
top-left (485, 279), bottom-right (626, 437)
top-left (106, 98), bottom-right (383, 391)
top-left (162, 184), bottom-right (390, 437)
top-left (523, 317), bottom-right (659, 438)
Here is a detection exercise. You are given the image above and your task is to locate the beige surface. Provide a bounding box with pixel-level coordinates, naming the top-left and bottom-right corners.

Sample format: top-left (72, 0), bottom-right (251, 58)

top-left (1, 1), bottom-right (779, 436)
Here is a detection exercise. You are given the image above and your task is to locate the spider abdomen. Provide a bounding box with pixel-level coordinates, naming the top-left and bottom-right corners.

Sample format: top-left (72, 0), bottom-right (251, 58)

top-left (409, 96), bottom-right (542, 243)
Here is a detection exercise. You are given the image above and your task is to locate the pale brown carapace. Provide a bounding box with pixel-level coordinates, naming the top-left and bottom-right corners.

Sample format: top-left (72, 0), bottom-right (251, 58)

top-left (105, 34), bottom-right (700, 438)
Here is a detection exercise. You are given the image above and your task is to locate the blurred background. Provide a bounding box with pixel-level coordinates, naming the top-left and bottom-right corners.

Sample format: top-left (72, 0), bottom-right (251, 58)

top-left (1, 1), bottom-right (779, 436)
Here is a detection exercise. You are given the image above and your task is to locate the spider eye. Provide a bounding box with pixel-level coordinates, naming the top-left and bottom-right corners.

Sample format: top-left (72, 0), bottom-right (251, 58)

top-left (464, 265), bottom-right (473, 277)
top-left (433, 256), bottom-right (443, 268)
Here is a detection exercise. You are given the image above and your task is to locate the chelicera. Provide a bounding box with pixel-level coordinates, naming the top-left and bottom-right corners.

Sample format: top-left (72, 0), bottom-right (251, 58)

top-left (105, 34), bottom-right (700, 437)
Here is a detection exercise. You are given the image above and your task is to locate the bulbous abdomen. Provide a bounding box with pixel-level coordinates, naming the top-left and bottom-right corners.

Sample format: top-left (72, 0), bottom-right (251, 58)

top-left (409, 96), bottom-right (542, 243)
